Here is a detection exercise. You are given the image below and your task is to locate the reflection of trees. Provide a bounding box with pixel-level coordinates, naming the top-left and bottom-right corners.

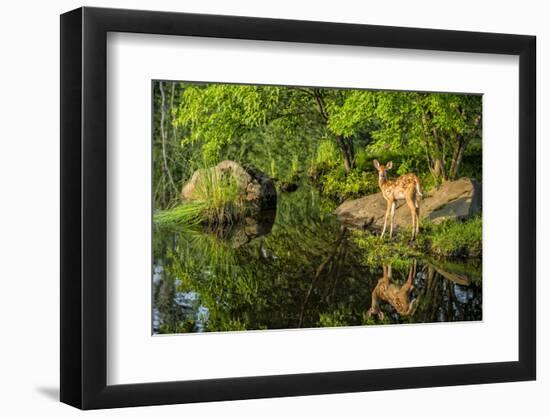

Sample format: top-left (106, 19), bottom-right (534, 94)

top-left (407, 262), bottom-right (482, 323)
top-left (246, 190), bottom-right (372, 330)
top-left (153, 186), bottom-right (482, 333)
top-left (364, 260), bottom-right (482, 324)
top-left (154, 188), bottom-right (374, 332)
top-left (297, 228), bottom-right (349, 327)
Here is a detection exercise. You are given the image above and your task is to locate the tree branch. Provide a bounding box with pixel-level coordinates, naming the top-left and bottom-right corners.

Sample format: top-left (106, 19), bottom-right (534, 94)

top-left (159, 81), bottom-right (179, 199)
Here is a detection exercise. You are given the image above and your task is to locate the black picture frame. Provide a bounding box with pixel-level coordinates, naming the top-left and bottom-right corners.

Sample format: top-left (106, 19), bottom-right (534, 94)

top-left (60, 6), bottom-right (536, 410)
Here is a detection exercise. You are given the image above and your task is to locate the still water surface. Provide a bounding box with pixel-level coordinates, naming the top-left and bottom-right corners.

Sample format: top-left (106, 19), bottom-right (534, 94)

top-left (153, 186), bottom-right (482, 334)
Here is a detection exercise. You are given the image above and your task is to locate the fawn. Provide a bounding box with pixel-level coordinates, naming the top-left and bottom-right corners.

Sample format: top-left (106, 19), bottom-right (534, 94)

top-left (373, 160), bottom-right (422, 240)
top-left (366, 262), bottom-right (418, 320)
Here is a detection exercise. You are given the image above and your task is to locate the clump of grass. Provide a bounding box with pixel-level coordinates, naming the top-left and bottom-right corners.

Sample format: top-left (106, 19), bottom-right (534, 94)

top-left (194, 169), bottom-right (245, 224)
top-left (154, 201), bottom-right (207, 227)
top-left (155, 168), bottom-right (248, 227)
top-left (429, 216), bottom-right (482, 257)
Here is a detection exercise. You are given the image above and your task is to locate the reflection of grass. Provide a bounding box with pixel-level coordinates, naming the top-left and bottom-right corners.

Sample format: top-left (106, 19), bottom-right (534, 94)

top-left (157, 224), bottom-right (260, 332)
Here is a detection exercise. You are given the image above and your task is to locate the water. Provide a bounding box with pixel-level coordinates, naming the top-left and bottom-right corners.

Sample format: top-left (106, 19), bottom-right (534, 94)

top-left (153, 185), bottom-right (482, 334)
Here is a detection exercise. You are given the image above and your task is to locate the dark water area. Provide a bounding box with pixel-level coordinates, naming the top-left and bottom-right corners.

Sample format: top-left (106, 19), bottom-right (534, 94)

top-left (153, 186), bottom-right (482, 334)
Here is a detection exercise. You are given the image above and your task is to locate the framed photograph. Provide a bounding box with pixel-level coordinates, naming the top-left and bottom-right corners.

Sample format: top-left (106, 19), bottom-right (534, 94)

top-left (60, 6), bottom-right (536, 409)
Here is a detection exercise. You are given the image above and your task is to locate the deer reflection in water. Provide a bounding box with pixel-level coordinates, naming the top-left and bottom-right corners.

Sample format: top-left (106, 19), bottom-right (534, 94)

top-left (367, 261), bottom-right (418, 320)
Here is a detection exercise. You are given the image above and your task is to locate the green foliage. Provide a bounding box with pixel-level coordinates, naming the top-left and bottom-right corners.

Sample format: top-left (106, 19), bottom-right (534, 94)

top-left (173, 83), bottom-right (322, 167)
top-left (352, 231), bottom-right (421, 267)
top-left (351, 215), bottom-right (483, 263)
top-left (428, 216), bottom-right (482, 257)
top-left (152, 81), bottom-right (483, 333)
top-left (290, 154), bottom-right (300, 177)
top-left (311, 139), bottom-right (342, 172)
top-left (327, 90), bottom-right (482, 181)
top-left (154, 81), bottom-right (481, 212)
top-left (354, 148), bottom-right (371, 171)
top-left (174, 84), bottom-right (281, 162)
top-left (319, 308), bottom-right (353, 327)
top-left (318, 167), bottom-right (378, 202)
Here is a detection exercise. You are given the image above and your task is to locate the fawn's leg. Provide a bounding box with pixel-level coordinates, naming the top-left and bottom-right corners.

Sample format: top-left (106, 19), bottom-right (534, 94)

top-left (405, 195), bottom-right (416, 240)
top-left (389, 201), bottom-right (396, 239)
top-left (402, 260), bottom-right (416, 294)
top-left (415, 204), bottom-right (420, 235)
top-left (414, 195), bottom-right (420, 235)
top-left (380, 199), bottom-right (391, 238)
top-left (367, 288), bottom-right (380, 318)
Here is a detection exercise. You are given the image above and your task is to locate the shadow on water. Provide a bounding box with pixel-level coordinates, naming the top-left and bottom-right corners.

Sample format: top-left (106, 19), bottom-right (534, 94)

top-left (153, 185), bottom-right (482, 334)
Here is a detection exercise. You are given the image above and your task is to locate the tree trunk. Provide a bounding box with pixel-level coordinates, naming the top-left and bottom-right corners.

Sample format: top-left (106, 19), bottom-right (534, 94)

top-left (336, 135), bottom-right (355, 173)
top-left (309, 89), bottom-right (355, 173)
top-left (432, 158), bottom-right (446, 181)
top-left (449, 135), bottom-right (467, 180)
top-left (421, 112), bottom-right (446, 182)
top-left (158, 82), bottom-right (178, 200)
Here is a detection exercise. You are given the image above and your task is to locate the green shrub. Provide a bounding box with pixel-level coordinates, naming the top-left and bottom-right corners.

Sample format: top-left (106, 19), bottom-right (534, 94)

top-left (351, 215), bottom-right (482, 261)
top-left (311, 139), bottom-right (341, 173)
top-left (396, 158), bottom-right (413, 176)
top-left (352, 231), bottom-right (421, 267)
top-left (354, 148), bottom-right (370, 171)
top-left (319, 167), bottom-right (378, 202)
top-left (429, 216), bottom-right (482, 257)
top-left (319, 309), bottom-right (352, 327)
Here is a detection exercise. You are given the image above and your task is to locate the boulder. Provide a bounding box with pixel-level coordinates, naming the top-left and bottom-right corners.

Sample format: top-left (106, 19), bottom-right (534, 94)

top-left (334, 178), bottom-right (481, 230)
top-left (181, 160), bottom-right (277, 212)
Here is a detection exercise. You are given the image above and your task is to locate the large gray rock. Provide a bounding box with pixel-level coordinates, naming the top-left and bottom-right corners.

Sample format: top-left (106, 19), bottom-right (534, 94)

top-left (181, 160), bottom-right (277, 211)
top-left (334, 178), bottom-right (481, 230)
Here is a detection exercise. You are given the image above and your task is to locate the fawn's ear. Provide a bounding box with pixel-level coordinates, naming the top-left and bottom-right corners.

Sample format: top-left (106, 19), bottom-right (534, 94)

top-left (373, 159), bottom-right (380, 169)
top-left (386, 161), bottom-right (393, 170)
